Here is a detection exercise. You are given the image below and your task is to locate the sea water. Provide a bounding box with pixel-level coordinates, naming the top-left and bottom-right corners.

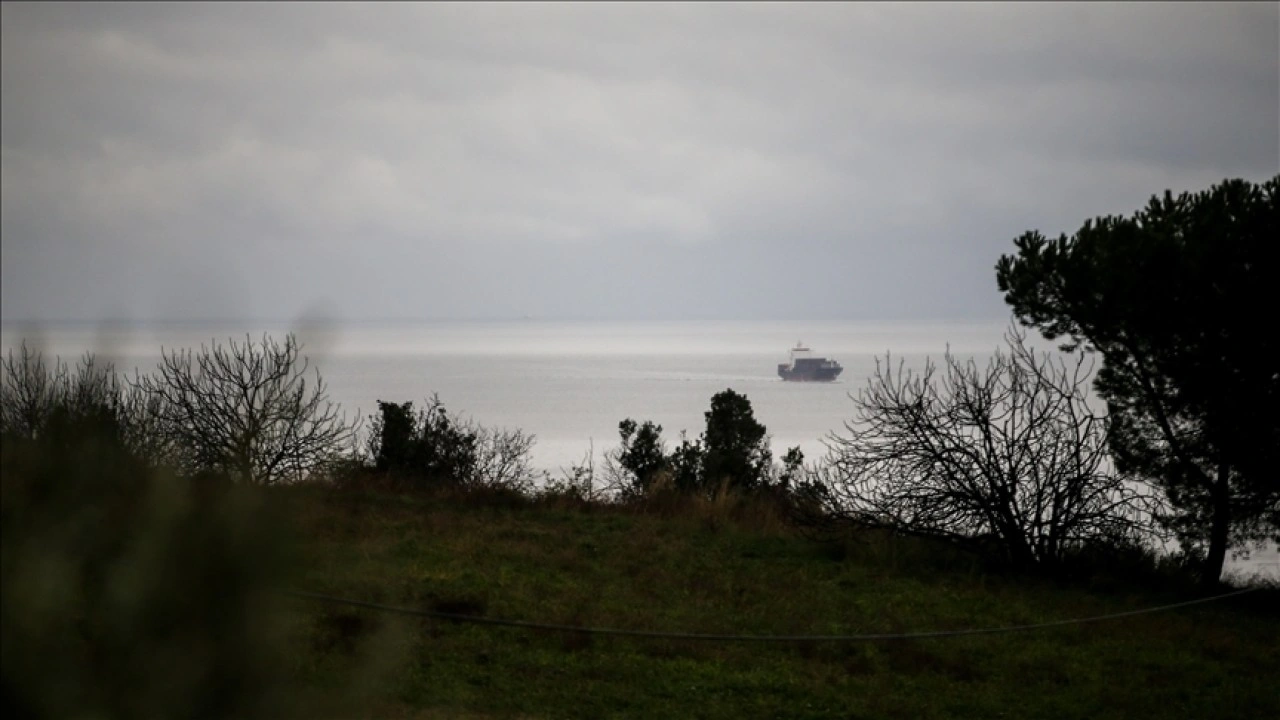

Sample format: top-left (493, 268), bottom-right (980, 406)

top-left (3, 318), bottom-right (1275, 580)
top-left (0, 319), bottom-right (1016, 471)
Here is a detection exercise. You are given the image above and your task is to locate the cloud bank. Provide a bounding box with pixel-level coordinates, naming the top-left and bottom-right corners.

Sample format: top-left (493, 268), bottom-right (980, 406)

top-left (3, 2), bottom-right (1276, 322)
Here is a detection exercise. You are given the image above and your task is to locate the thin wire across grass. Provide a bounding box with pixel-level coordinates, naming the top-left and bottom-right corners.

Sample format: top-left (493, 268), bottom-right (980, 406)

top-left (286, 586), bottom-right (1258, 643)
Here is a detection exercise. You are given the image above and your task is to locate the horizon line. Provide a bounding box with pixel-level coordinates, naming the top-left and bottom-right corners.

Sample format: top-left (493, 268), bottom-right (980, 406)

top-left (1, 314), bottom-right (1016, 328)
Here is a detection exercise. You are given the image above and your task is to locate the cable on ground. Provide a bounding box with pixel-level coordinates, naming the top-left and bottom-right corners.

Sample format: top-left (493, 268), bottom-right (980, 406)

top-left (285, 586), bottom-right (1259, 643)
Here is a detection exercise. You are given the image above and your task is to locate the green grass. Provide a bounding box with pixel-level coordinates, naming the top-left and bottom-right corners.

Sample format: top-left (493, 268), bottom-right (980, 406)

top-left (278, 486), bottom-right (1278, 720)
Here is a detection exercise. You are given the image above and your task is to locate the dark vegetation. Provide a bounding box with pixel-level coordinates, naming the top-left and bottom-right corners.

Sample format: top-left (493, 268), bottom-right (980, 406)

top-left (797, 325), bottom-right (1157, 573)
top-left (362, 395), bottom-right (539, 495)
top-left (608, 387), bottom-right (802, 500)
top-left (997, 175), bottom-right (1280, 584)
top-left (3, 175), bottom-right (1278, 717)
top-left (1, 345), bottom-right (296, 719)
top-left (135, 334), bottom-right (355, 486)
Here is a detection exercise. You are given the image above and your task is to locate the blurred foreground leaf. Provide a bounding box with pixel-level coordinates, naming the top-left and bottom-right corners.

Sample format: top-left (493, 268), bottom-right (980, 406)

top-left (2, 413), bottom-right (297, 719)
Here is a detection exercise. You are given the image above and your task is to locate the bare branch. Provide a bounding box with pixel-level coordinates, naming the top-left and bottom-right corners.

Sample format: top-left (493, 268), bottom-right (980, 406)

top-left (807, 325), bottom-right (1156, 569)
top-left (133, 333), bottom-right (357, 485)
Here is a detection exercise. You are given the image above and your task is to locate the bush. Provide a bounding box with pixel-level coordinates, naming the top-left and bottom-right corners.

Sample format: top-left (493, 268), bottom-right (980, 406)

top-left (364, 394), bottom-right (538, 494)
top-left (2, 344), bottom-right (124, 441)
top-left (368, 397), bottom-right (477, 483)
top-left (610, 389), bottom-right (800, 502)
top-left (614, 418), bottom-right (668, 496)
top-left (0, 342), bottom-right (68, 440)
top-left (538, 445), bottom-right (607, 508)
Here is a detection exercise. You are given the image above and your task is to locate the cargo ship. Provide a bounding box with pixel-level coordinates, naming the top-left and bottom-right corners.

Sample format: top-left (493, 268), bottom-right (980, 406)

top-left (777, 341), bottom-right (843, 382)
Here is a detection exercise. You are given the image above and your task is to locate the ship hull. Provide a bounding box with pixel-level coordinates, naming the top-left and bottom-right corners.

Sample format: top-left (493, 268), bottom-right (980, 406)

top-left (778, 365), bottom-right (843, 382)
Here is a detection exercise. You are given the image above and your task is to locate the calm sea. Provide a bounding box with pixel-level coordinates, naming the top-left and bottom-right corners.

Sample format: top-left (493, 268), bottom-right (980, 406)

top-left (1, 319), bottom-right (1016, 470)
top-left (3, 318), bottom-right (1275, 579)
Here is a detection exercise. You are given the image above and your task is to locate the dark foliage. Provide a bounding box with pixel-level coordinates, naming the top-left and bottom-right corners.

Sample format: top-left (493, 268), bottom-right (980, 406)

top-left (365, 394), bottom-right (538, 493)
top-left (1, 366), bottom-right (294, 719)
top-left (611, 389), bottom-right (797, 500)
top-left (369, 397), bottom-right (478, 484)
top-left (0, 344), bottom-right (176, 468)
top-left (667, 431), bottom-right (705, 494)
top-left (700, 388), bottom-right (772, 493)
top-left (996, 174), bottom-right (1280, 584)
top-left (615, 418), bottom-right (669, 495)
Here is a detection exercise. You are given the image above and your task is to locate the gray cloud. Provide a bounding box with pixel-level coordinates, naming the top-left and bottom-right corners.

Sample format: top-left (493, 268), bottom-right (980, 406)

top-left (3, 2), bottom-right (1276, 323)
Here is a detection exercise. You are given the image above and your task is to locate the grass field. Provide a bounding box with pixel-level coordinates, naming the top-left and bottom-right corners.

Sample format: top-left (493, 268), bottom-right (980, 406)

top-left (276, 486), bottom-right (1279, 720)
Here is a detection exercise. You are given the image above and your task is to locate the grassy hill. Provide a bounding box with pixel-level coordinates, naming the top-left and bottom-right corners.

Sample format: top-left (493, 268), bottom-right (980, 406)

top-left (278, 486), bottom-right (1279, 720)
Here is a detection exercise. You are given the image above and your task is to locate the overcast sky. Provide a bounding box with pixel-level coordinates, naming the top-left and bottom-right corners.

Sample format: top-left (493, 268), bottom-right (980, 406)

top-left (2, 2), bottom-right (1277, 324)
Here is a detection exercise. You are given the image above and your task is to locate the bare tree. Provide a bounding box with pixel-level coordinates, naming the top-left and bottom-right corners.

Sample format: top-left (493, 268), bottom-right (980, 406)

top-left (802, 325), bottom-right (1156, 569)
top-left (470, 423), bottom-right (539, 493)
top-left (117, 374), bottom-right (182, 468)
top-left (0, 343), bottom-right (69, 439)
top-left (0, 345), bottom-right (181, 470)
top-left (136, 334), bottom-right (356, 486)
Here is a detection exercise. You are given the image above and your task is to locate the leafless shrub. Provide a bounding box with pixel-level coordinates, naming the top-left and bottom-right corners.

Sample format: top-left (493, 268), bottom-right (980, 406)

top-left (0, 345), bottom-right (174, 464)
top-left (469, 423), bottom-right (539, 493)
top-left (596, 444), bottom-right (635, 501)
top-left (540, 443), bottom-right (613, 506)
top-left (134, 334), bottom-right (358, 486)
top-left (801, 325), bottom-right (1158, 570)
top-left (0, 343), bottom-right (69, 439)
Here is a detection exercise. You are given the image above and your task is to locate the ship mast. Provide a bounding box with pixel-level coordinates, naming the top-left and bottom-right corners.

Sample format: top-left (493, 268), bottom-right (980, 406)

top-left (791, 340), bottom-right (809, 363)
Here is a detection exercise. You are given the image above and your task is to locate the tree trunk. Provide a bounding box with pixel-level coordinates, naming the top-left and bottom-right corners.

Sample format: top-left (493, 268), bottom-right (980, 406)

top-left (1202, 462), bottom-right (1232, 588)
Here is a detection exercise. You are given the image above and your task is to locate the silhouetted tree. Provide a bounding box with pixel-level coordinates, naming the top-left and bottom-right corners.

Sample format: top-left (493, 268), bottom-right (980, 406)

top-left (667, 431), bottom-right (704, 494)
top-left (615, 418), bottom-right (668, 495)
top-left (1, 343), bottom-right (72, 440)
top-left (1, 345), bottom-right (174, 467)
top-left (778, 446), bottom-right (805, 489)
top-left (807, 327), bottom-right (1154, 571)
top-left (996, 175), bottom-right (1280, 584)
top-left (700, 388), bottom-right (772, 493)
top-left (136, 334), bottom-right (356, 486)
top-left (610, 390), bottom-right (780, 499)
top-left (369, 400), bottom-right (426, 473)
top-left (367, 396), bottom-right (476, 485)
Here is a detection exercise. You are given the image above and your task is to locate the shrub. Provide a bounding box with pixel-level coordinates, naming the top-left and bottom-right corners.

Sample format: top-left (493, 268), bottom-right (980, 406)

top-left (365, 394), bottom-right (538, 494)
top-left (611, 389), bottom-right (799, 501)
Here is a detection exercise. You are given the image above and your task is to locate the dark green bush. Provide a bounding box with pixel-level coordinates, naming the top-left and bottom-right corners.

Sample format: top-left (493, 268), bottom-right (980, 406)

top-left (365, 395), bottom-right (538, 493)
top-left (613, 389), bottom-right (798, 501)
